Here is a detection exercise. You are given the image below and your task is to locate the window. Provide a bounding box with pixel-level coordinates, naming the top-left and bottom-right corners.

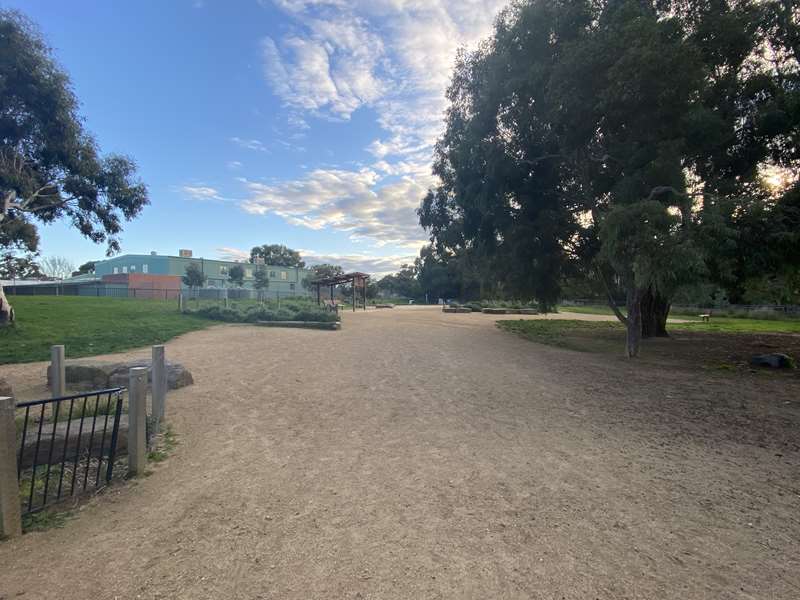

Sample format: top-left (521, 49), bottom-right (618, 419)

top-left (113, 267), bottom-right (119, 274)
top-left (130, 265), bottom-right (136, 272)
top-left (142, 264), bottom-right (148, 274)
top-left (245, 268), bottom-right (253, 278)
top-left (122, 266), bottom-right (128, 274)
top-left (280, 271), bottom-right (288, 280)
top-left (220, 266), bottom-right (228, 276)
top-left (269, 271), bottom-right (276, 278)
top-left (289, 283), bottom-right (295, 291)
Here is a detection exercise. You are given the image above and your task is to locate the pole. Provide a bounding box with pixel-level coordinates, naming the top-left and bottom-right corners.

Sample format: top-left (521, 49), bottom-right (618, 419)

top-left (151, 345), bottom-right (166, 430)
top-left (51, 345), bottom-right (65, 399)
top-left (127, 367), bottom-right (147, 477)
top-left (0, 396), bottom-right (22, 538)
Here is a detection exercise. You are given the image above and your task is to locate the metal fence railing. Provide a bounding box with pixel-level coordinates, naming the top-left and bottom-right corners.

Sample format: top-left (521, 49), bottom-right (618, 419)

top-left (16, 388), bottom-right (125, 515)
top-left (7, 285), bottom-right (312, 302)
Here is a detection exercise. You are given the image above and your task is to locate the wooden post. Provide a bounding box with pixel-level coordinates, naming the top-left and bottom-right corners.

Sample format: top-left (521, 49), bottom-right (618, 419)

top-left (151, 345), bottom-right (166, 429)
top-left (352, 278), bottom-right (356, 312)
top-left (0, 396), bottom-right (22, 538)
top-left (51, 345), bottom-right (65, 398)
top-left (128, 367), bottom-right (148, 477)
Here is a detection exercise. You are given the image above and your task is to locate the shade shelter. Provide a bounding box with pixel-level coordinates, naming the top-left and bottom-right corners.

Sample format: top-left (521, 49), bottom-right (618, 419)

top-left (312, 272), bottom-right (369, 312)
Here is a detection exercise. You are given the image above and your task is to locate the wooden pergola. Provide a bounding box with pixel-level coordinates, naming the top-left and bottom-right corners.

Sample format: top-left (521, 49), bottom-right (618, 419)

top-left (312, 272), bottom-right (369, 312)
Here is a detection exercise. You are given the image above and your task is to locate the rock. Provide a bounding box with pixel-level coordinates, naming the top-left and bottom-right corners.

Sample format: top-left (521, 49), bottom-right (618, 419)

top-left (19, 414), bottom-right (129, 469)
top-left (0, 377), bottom-right (12, 398)
top-left (48, 360), bottom-right (194, 391)
top-left (749, 353), bottom-right (795, 369)
top-left (482, 308), bottom-right (508, 315)
top-left (519, 308), bottom-right (539, 315)
top-left (108, 361), bottom-right (194, 390)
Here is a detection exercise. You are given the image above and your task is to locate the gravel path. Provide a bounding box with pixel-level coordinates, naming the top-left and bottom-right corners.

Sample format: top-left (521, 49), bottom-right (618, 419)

top-left (1, 306), bottom-right (798, 599)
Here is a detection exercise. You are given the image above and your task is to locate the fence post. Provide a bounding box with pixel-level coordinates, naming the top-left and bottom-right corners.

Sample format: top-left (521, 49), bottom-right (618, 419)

top-left (151, 345), bottom-right (166, 429)
top-left (0, 396), bottom-right (22, 538)
top-left (128, 367), bottom-right (147, 477)
top-left (51, 345), bottom-right (65, 398)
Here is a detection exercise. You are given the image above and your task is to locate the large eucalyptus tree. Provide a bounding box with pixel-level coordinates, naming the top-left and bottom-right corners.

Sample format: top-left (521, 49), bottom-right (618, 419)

top-left (0, 11), bottom-right (148, 324)
top-left (420, 0), bottom-right (799, 357)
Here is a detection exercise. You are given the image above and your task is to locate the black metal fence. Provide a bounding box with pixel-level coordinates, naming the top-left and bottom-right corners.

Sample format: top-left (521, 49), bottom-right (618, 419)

top-left (16, 388), bottom-right (125, 515)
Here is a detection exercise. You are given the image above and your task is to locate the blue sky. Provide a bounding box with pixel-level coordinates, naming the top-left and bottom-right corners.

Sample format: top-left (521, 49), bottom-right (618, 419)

top-left (8, 0), bottom-right (505, 274)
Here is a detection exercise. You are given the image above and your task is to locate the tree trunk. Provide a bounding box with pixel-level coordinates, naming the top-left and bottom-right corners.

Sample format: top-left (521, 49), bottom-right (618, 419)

top-left (625, 287), bottom-right (643, 358)
top-left (0, 283), bottom-right (14, 325)
top-left (640, 286), bottom-right (670, 338)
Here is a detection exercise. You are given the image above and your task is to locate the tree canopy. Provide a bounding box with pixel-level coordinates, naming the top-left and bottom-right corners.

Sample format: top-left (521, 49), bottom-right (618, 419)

top-left (419, 0), bottom-right (800, 356)
top-left (249, 244), bottom-right (305, 268)
top-left (228, 264), bottom-right (245, 287)
top-left (0, 10), bottom-right (148, 257)
top-left (0, 10), bottom-right (149, 324)
top-left (182, 263), bottom-right (206, 290)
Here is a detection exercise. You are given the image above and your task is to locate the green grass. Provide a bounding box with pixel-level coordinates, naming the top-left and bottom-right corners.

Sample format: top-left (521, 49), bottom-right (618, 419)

top-left (674, 317), bottom-right (800, 334)
top-left (559, 304), bottom-right (800, 334)
top-left (498, 319), bottom-right (623, 352)
top-left (0, 296), bottom-right (214, 364)
top-left (148, 422), bottom-right (177, 463)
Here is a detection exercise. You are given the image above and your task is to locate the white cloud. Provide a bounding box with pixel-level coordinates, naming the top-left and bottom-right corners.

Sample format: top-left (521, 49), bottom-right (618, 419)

top-left (300, 249), bottom-right (417, 275)
top-left (227, 160), bottom-right (243, 170)
top-left (217, 247), bottom-right (251, 261)
top-left (238, 167), bottom-right (431, 248)
top-left (248, 0), bottom-right (505, 253)
top-left (216, 245), bottom-right (416, 275)
top-left (230, 136), bottom-right (269, 152)
top-left (179, 185), bottom-right (225, 201)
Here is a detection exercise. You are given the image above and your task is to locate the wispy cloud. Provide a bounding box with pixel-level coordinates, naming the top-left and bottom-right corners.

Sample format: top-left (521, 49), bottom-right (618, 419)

top-left (250, 0), bottom-right (505, 253)
top-left (238, 167), bottom-right (430, 249)
top-left (179, 185), bottom-right (226, 201)
top-left (230, 136), bottom-right (269, 152)
top-left (216, 245), bottom-right (416, 276)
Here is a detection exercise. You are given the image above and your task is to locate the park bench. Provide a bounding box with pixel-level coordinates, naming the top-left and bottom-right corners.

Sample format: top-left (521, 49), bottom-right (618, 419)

top-left (323, 299), bottom-right (340, 313)
top-left (699, 313), bottom-right (711, 322)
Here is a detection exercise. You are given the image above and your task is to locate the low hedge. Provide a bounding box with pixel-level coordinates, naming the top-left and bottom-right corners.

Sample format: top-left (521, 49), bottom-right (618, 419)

top-left (185, 304), bottom-right (339, 324)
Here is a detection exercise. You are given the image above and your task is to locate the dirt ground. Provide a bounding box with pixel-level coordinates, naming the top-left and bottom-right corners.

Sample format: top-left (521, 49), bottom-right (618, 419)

top-left (0, 306), bottom-right (798, 599)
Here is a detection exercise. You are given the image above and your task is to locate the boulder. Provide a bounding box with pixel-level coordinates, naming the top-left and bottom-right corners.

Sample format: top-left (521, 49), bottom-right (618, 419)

top-left (519, 308), bottom-right (539, 315)
top-left (0, 377), bottom-right (12, 399)
top-left (48, 360), bottom-right (194, 391)
top-left (482, 308), bottom-right (508, 315)
top-left (749, 353), bottom-right (795, 369)
top-left (19, 414), bottom-right (129, 469)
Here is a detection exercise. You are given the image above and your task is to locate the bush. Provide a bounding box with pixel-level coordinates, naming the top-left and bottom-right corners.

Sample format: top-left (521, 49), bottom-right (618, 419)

top-left (186, 303), bottom-right (338, 323)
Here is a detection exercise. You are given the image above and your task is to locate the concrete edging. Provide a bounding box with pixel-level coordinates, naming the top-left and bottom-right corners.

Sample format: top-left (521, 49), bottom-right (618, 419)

top-left (255, 320), bottom-right (341, 330)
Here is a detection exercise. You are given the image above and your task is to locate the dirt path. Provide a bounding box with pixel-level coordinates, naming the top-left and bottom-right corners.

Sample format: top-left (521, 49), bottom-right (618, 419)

top-left (1, 306), bottom-right (798, 599)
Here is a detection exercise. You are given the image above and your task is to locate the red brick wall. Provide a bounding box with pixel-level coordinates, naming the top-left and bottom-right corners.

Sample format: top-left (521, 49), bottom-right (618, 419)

top-left (101, 273), bottom-right (182, 299)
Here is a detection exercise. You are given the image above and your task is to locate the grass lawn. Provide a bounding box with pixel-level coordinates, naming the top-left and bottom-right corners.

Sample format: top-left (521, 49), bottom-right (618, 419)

top-left (0, 296), bottom-right (214, 364)
top-left (559, 305), bottom-right (800, 334)
top-left (498, 318), bottom-right (800, 375)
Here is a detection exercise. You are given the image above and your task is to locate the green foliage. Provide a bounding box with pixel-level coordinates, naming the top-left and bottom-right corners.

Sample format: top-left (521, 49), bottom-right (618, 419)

top-left (185, 302), bottom-right (338, 324)
top-left (182, 263), bottom-right (206, 289)
top-left (72, 260), bottom-right (96, 277)
top-left (303, 263), bottom-right (344, 290)
top-left (0, 296), bottom-right (212, 364)
top-left (228, 264), bottom-right (245, 287)
top-left (420, 0), bottom-right (800, 351)
top-left (0, 10), bottom-right (148, 256)
top-left (253, 267), bottom-right (270, 291)
top-left (0, 251), bottom-right (42, 279)
top-left (376, 263), bottom-right (421, 299)
top-left (249, 244), bottom-right (305, 268)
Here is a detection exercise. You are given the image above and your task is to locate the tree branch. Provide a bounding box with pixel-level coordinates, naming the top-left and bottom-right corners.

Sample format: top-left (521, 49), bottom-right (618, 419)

top-left (595, 264), bottom-right (628, 326)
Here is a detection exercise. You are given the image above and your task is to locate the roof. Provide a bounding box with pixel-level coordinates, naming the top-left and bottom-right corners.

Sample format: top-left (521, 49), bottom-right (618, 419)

top-left (311, 272), bottom-right (370, 286)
